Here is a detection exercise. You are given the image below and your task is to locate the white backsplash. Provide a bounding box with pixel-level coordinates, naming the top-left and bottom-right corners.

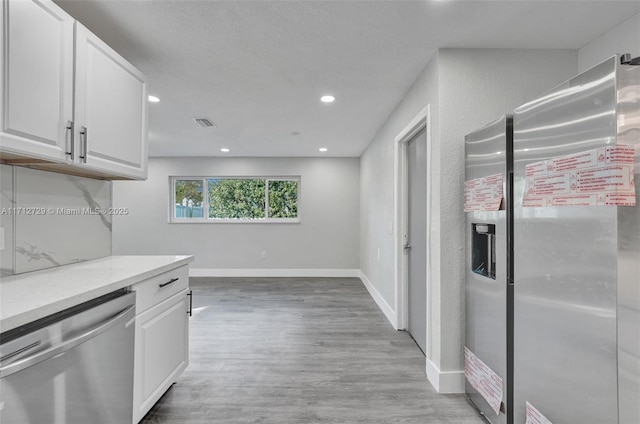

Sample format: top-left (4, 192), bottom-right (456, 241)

top-left (0, 164), bottom-right (112, 275)
top-left (0, 165), bottom-right (15, 276)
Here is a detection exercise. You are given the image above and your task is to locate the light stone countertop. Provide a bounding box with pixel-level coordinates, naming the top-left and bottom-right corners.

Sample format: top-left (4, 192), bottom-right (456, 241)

top-left (0, 255), bottom-right (194, 333)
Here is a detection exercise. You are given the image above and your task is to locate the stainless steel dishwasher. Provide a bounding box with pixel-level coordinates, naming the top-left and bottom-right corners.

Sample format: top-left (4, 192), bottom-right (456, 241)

top-left (0, 290), bottom-right (136, 424)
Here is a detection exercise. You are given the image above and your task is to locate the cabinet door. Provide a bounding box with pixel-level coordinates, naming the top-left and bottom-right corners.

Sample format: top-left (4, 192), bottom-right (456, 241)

top-left (74, 23), bottom-right (148, 180)
top-left (133, 290), bottom-right (189, 423)
top-left (0, 0), bottom-right (73, 161)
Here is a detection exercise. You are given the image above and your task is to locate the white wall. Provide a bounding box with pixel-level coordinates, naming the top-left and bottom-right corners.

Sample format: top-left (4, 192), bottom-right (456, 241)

top-left (360, 55), bottom-right (440, 313)
top-left (578, 12), bottom-right (640, 72)
top-left (359, 48), bottom-right (578, 392)
top-left (113, 157), bottom-right (360, 275)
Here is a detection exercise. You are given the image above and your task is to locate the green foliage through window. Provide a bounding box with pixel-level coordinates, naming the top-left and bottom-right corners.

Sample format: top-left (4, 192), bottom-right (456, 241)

top-left (172, 177), bottom-right (299, 222)
top-left (208, 179), bottom-right (265, 219)
top-left (269, 180), bottom-right (298, 218)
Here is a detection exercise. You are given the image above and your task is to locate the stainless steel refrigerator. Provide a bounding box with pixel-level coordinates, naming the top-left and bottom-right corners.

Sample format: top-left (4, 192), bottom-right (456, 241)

top-left (464, 115), bottom-right (514, 424)
top-left (512, 55), bottom-right (640, 424)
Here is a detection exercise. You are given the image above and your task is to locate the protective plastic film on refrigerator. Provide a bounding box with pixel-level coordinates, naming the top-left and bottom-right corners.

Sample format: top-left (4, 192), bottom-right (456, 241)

top-left (464, 115), bottom-right (513, 424)
top-left (512, 55), bottom-right (640, 424)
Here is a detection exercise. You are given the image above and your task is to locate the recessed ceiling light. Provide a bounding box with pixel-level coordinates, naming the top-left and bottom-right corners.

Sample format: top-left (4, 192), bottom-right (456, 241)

top-left (220, 148), bottom-right (230, 153)
top-left (319, 147), bottom-right (328, 152)
top-left (320, 95), bottom-right (335, 103)
top-left (148, 95), bottom-right (160, 103)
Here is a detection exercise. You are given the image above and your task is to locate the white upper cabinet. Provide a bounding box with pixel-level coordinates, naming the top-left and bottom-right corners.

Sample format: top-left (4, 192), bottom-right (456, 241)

top-left (74, 23), bottom-right (148, 180)
top-left (1, 0), bottom-right (74, 161)
top-left (0, 0), bottom-right (148, 180)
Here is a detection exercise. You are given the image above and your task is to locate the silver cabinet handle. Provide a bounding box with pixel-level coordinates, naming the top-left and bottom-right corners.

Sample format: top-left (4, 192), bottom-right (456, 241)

top-left (65, 120), bottom-right (74, 159)
top-left (187, 290), bottom-right (193, 317)
top-left (79, 126), bottom-right (88, 163)
top-left (159, 277), bottom-right (179, 288)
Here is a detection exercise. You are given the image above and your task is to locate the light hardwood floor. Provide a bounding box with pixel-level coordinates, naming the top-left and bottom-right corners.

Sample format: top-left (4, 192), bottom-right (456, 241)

top-left (140, 277), bottom-right (485, 424)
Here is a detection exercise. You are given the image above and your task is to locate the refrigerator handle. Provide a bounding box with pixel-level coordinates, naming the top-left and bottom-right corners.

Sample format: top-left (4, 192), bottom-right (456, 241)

top-left (620, 53), bottom-right (640, 66)
top-left (507, 170), bottom-right (514, 287)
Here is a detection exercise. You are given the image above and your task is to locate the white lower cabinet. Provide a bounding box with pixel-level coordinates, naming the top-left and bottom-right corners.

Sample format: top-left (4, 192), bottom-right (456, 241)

top-left (132, 266), bottom-right (190, 423)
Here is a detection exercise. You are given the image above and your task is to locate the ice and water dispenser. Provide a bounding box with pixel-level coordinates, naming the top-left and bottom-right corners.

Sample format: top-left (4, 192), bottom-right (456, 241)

top-left (471, 223), bottom-right (496, 279)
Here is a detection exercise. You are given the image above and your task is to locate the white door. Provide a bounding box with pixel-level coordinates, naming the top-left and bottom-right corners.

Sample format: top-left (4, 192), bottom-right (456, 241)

top-left (1, 0), bottom-right (74, 161)
top-left (74, 23), bottom-right (148, 179)
top-left (406, 127), bottom-right (427, 354)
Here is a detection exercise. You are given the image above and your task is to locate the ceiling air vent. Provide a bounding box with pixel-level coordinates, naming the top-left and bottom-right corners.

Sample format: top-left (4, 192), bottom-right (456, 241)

top-left (193, 118), bottom-right (216, 128)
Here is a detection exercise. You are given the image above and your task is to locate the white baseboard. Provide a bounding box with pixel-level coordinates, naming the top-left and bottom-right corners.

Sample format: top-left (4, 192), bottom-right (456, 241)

top-left (189, 268), bottom-right (360, 278)
top-left (426, 358), bottom-right (465, 394)
top-left (358, 270), bottom-right (398, 329)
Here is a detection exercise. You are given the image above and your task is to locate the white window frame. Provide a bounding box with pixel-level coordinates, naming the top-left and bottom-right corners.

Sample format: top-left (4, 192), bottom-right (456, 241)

top-left (169, 176), bottom-right (301, 224)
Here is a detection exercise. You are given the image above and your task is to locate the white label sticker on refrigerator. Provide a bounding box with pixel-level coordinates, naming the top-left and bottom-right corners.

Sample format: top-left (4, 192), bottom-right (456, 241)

top-left (523, 145), bottom-right (636, 207)
top-left (525, 402), bottom-right (554, 424)
top-left (464, 173), bottom-right (503, 212)
top-left (464, 347), bottom-right (503, 415)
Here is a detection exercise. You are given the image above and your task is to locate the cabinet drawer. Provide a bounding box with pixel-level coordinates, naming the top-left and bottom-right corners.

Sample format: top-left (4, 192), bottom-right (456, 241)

top-left (132, 265), bottom-right (188, 314)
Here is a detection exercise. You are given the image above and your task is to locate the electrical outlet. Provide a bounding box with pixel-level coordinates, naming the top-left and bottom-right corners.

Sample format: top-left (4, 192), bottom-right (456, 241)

top-left (261, 250), bottom-right (267, 258)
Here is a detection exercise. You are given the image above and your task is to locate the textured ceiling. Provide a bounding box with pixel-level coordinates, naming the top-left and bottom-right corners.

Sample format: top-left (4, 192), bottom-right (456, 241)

top-left (54, 0), bottom-right (640, 158)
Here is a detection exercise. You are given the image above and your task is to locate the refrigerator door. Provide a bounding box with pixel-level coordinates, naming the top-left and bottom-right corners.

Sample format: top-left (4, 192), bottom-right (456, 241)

top-left (616, 58), bottom-right (640, 424)
top-left (513, 56), bottom-right (640, 424)
top-left (464, 115), bottom-right (513, 424)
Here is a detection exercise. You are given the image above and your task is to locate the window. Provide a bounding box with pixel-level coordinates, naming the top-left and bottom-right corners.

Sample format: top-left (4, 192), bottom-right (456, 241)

top-left (174, 179), bottom-right (204, 218)
top-left (171, 177), bottom-right (300, 223)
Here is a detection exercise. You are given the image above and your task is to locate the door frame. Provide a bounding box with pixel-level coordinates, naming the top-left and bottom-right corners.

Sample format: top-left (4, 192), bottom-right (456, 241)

top-left (393, 105), bottom-right (431, 357)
